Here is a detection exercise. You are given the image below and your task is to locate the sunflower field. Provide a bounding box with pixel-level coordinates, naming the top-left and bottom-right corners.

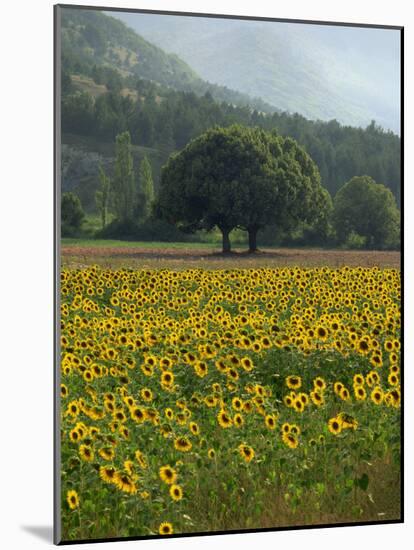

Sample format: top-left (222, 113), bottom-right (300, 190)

top-left (59, 266), bottom-right (401, 540)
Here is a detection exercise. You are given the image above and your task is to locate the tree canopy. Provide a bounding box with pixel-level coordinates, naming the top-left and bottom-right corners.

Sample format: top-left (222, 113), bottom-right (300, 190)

top-left (156, 125), bottom-right (330, 252)
top-left (61, 80), bottom-right (401, 206)
top-left (333, 175), bottom-right (400, 249)
top-left (61, 192), bottom-right (85, 237)
top-left (111, 131), bottom-right (135, 222)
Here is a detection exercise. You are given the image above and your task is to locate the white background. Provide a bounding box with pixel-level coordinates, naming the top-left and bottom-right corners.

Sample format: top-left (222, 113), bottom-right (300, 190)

top-left (0, 0), bottom-right (411, 548)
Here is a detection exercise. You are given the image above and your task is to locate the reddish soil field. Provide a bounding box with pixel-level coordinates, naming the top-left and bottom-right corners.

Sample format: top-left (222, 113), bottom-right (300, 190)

top-left (61, 245), bottom-right (400, 270)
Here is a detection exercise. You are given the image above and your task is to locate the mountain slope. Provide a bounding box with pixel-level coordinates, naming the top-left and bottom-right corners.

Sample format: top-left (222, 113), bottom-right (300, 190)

top-left (59, 8), bottom-right (401, 214)
top-left (111, 12), bottom-right (400, 133)
top-left (60, 7), bottom-right (276, 113)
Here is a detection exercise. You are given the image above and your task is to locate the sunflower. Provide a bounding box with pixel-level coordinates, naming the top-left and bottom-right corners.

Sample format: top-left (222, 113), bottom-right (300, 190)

top-left (189, 422), bottom-right (200, 435)
top-left (159, 465), bottom-right (177, 485)
top-left (141, 363), bottom-right (154, 377)
top-left (131, 406), bottom-right (146, 424)
top-left (79, 444), bottom-right (94, 462)
top-left (389, 388), bottom-right (401, 408)
top-left (339, 387), bottom-right (351, 401)
top-left (176, 412), bottom-right (187, 426)
top-left (217, 409), bottom-right (233, 429)
top-left (114, 472), bottom-right (137, 494)
top-left (353, 374), bottom-right (365, 386)
top-left (99, 465), bottom-right (117, 484)
top-left (159, 522), bottom-right (173, 535)
top-left (69, 428), bottom-right (80, 443)
top-left (265, 414), bottom-right (277, 430)
top-left (313, 377), bottom-right (326, 391)
top-left (389, 352), bottom-right (399, 365)
top-left (169, 484), bottom-right (183, 501)
top-left (194, 361), bottom-right (208, 378)
top-left (164, 407), bottom-right (174, 421)
top-left (310, 390), bottom-right (324, 407)
top-left (161, 371), bottom-right (174, 388)
top-left (233, 412), bottom-right (244, 428)
top-left (215, 359), bottom-right (228, 373)
top-left (113, 409), bottom-right (127, 423)
top-left (124, 460), bottom-right (134, 476)
top-left (243, 400), bottom-right (254, 414)
top-left (293, 398), bottom-right (305, 413)
top-left (174, 436), bottom-right (192, 452)
top-left (119, 425), bottom-right (130, 440)
top-left (357, 338), bottom-right (370, 355)
top-left (67, 401), bottom-right (80, 418)
top-left (231, 397), bottom-right (243, 411)
top-left (328, 417), bottom-right (342, 435)
top-left (388, 373), bottom-right (399, 386)
top-left (238, 444), bottom-right (255, 463)
top-left (283, 395), bottom-right (294, 407)
top-left (208, 448), bottom-right (216, 459)
top-left (337, 413), bottom-right (358, 430)
top-left (354, 385), bottom-right (367, 401)
top-left (371, 387), bottom-right (384, 405)
top-left (66, 489), bottom-right (79, 510)
top-left (286, 375), bottom-right (301, 390)
top-left (290, 424), bottom-right (301, 435)
top-left (281, 422), bottom-right (291, 434)
top-left (282, 432), bottom-right (298, 449)
top-left (370, 354), bottom-right (383, 368)
top-left (99, 447), bottom-right (115, 461)
top-left (241, 357), bottom-right (254, 371)
top-left (140, 388), bottom-right (153, 402)
top-left (227, 367), bottom-right (239, 381)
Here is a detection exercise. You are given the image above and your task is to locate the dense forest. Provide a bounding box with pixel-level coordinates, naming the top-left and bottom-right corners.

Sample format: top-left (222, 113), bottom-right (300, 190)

top-left (60, 7), bottom-right (401, 249)
top-left (62, 76), bottom-right (401, 204)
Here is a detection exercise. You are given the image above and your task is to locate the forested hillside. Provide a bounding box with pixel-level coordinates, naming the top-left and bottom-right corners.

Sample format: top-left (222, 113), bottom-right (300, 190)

top-left (61, 8), bottom-right (274, 113)
top-left (60, 7), bottom-right (401, 216)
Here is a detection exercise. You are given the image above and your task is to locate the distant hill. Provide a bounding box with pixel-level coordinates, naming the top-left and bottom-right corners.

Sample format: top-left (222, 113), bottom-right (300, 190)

top-left (112, 12), bottom-right (401, 133)
top-left (60, 7), bottom-right (276, 113)
top-left (59, 7), bottom-right (401, 216)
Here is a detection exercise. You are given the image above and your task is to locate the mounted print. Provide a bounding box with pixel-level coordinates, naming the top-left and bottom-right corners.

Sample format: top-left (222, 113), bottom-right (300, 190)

top-left (54, 3), bottom-right (403, 544)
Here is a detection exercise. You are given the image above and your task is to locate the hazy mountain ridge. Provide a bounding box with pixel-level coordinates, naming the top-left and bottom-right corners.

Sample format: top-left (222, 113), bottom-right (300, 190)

top-left (111, 12), bottom-right (400, 133)
top-left (61, 8), bottom-right (276, 113)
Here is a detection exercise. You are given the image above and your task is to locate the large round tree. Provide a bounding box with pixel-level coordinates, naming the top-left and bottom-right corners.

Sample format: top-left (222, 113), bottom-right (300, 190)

top-left (156, 124), bottom-right (328, 252)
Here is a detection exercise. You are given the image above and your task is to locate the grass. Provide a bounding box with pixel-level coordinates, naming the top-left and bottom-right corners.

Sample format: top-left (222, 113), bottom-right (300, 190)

top-left (71, 74), bottom-right (108, 98)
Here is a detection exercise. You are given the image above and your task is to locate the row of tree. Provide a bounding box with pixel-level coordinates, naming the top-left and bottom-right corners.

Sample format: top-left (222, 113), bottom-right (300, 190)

top-left (62, 126), bottom-right (400, 251)
top-left (61, 79), bottom-right (401, 204)
top-left (98, 132), bottom-right (154, 225)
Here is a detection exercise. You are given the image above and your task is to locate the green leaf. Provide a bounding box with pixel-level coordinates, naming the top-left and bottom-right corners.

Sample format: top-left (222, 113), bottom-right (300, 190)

top-left (356, 473), bottom-right (369, 491)
top-left (316, 482), bottom-right (325, 495)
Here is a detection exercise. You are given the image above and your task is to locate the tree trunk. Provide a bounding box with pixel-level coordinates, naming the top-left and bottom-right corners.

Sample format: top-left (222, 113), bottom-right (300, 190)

top-left (221, 227), bottom-right (231, 254)
top-left (248, 227), bottom-right (258, 252)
